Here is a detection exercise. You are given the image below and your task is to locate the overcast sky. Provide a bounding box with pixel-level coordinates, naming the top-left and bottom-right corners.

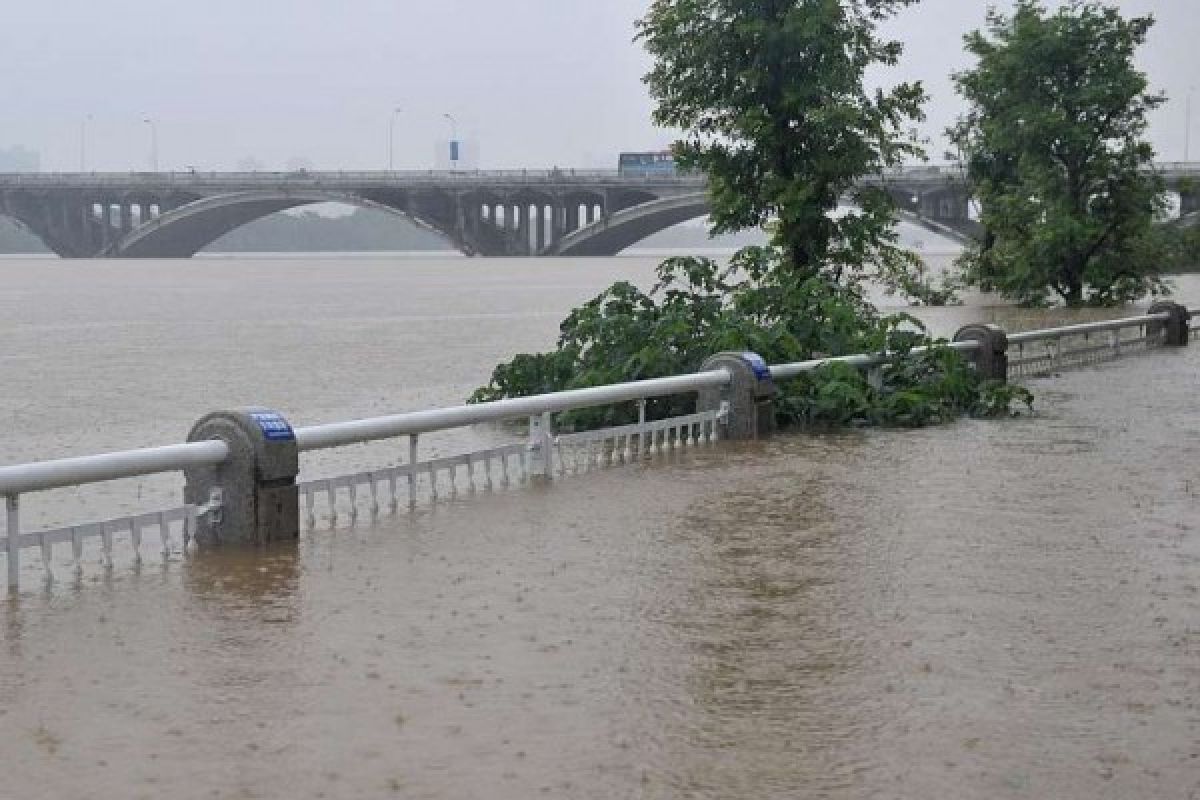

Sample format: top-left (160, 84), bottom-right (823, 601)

top-left (3, 1), bottom-right (1197, 172)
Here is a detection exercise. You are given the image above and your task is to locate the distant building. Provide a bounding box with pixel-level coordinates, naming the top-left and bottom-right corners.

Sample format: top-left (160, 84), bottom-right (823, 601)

top-left (0, 146), bottom-right (40, 173)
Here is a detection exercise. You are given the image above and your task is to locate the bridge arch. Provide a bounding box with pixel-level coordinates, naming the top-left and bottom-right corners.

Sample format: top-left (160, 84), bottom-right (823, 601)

top-left (0, 196), bottom-right (105, 258)
top-left (111, 189), bottom-right (466, 258)
top-left (0, 209), bottom-right (59, 256)
top-left (550, 193), bottom-right (977, 257)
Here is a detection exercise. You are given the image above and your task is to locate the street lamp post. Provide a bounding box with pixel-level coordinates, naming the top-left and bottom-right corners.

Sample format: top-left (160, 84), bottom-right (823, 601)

top-left (143, 117), bottom-right (159, 171)
top-left (388, 106), bottom-right (402, 171)
top-left (79, 114), bottom-right (93, 172)
top-left (1186, 87), bottom-right (1194, 161)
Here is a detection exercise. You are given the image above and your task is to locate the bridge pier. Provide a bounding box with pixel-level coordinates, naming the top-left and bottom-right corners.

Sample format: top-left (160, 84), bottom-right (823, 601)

top-left (920, 187), bottom-right (971, 225)
top-left (1180, 190), bottom-right (1200, 217)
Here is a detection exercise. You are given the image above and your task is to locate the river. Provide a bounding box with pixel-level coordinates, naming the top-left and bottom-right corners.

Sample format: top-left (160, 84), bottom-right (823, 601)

top-left (1, 253), bottom-right (1198, 798)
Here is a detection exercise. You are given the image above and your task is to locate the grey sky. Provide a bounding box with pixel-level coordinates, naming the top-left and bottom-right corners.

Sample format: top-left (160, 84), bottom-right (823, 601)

top-left (3, 1), bottom-right (1197, 171)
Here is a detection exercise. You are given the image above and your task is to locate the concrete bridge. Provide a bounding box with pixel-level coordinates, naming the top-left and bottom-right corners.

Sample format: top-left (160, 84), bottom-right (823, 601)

top-left (3, 164), bottom-right (1200, 258)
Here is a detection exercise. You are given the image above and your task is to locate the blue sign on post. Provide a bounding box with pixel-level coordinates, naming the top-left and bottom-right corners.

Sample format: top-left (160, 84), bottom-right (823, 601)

top-left (250, 411), bottom-right (295, 442)
top-left (740, 352), bottom-right (771, 382)
top-left (449, 140), bottom-right (460, 163)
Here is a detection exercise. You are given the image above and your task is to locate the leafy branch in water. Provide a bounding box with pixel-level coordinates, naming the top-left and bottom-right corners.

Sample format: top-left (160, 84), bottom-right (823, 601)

top-left (470, 250), bottom-right (1032, 429)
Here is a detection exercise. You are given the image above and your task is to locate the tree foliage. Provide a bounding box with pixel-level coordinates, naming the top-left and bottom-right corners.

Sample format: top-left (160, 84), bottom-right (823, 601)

top-left (950, 0), bottom-right (1168, 307)
top-left (637, 0), bottom-right (928, 290)
top-left (470, 252), bottom-right (1031, 429)
top-left (470, 0), bottom-right (1033, 427)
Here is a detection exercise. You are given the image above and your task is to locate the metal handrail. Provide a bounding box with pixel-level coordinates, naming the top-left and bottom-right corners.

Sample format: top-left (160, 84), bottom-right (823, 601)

top-left (294, 370), bottom-right (732, 452)
top-left (769, 340), bottom-right (981, 381)
top-left (0, 312), bottom-right (1176, 499)
top-left (1007, 313), bottom-right (1170, 345)
top-left (0, 441), bottom-right (229, 497)
top-left (0, 372), bottom-right (731, 499)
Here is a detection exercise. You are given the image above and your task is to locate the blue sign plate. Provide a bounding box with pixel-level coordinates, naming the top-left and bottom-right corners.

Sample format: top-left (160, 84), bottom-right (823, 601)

top-left (250, 411), bottom-right (295, 442)
top-left (740, 352), bottom-right (771, 381)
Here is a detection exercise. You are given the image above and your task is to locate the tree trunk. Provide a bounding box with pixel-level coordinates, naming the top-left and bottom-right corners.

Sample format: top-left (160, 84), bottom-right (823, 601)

top-left (1063, 279), bottom-right (1084, 307)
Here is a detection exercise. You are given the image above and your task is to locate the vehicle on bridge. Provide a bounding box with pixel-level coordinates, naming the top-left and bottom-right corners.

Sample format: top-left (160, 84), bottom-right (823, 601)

top-left (618, 151), bottom-right (676, 177)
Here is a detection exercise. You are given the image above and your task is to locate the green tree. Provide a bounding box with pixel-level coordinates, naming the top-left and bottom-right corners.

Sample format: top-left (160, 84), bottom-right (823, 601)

top-left (637, 0), bottom-right (928, 289)
top-left (470, 0), bottom-right (1032, 427)
top-left (950, 1), bottom-right (1168, 307)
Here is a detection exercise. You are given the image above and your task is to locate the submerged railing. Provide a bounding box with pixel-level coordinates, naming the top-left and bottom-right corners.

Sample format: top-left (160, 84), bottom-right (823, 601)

top-left (0, 303), bottom-right (1191, 589)
top-left (1007, 314), bottom-right (1172, 377)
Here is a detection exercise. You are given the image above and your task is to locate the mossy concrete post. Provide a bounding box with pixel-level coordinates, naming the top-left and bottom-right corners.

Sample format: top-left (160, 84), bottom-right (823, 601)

top-left (184, 408), bottom-right (299, 546)
top-left (698, 352), bottom-right (777, 440)
top-left (1148, 301), bottom-right (1190, 346)
top-left (953, 324), bottom-right (1009, 382)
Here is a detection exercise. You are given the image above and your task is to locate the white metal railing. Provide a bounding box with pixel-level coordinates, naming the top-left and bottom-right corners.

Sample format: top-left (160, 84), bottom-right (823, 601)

top-left (8, 506), bottom-right (203, 585)
top-left (769, 340), bottom-right (982, 382)
top-left (1005, 313), bottom-right (1171, 345)
top-left (0, 441), bottom-right (230, 587)
top-left (555, 409), bottom-right (723, 473)
top-left (1006, 312), bottom-right (1172, 378)
top-left (296, 407), bottom-right (729, 530)
top-left (292, 370), bottom-right (729, 451)
top-left (291, 372), bottom-right (732, 526)
top-left (0, 369), bottom-right (733, 588)
top-left (0, 309), bottom-right (1189, 589)
top-left (0, 440), bottom-right (228, 496)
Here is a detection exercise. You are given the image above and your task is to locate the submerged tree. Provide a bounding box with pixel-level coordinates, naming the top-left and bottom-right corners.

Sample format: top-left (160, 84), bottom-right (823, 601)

top-left (950, 1), bottom-right (1168, 307)
top-left (470, 0), bottom-right (1031, 427)
top-left (639, 0), bottom-right (928, 288)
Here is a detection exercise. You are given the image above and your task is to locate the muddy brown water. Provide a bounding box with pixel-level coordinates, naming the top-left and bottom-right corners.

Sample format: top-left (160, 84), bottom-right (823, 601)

top-left (1, 255), bottom-right (1199, 798)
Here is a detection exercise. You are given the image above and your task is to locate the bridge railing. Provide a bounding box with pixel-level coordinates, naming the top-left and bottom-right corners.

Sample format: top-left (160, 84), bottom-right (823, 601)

top-left (3, 163), bottom-right (1194, 192)
top-left (0, 305), bottom-right (1191, 590)
top-left (0, 169), bottom-right (707, 188)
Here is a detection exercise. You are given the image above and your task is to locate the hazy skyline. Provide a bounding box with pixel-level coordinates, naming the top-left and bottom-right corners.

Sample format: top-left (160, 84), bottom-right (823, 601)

top-left (3, 0), bottom-right (1197, 172)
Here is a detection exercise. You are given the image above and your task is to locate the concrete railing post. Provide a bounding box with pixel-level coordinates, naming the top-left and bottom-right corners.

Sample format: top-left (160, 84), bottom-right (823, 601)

top-left (698, 351), bottom-right (777, 440)
top-left (1148, 302), bottom-right (1190, 346)
top-left (184, 408), bottom-right (299, 546)
top-left (526, 412), bottom-right (554, 481)
top-left (953, 324), bottom-right (1009, 382)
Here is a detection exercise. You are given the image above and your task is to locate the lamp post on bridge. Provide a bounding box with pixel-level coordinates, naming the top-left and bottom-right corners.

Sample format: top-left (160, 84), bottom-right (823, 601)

top-left (387, 106), bottom-right (402, 171)
top-left (79, 114), bottom-right (93, 172)
top-left (142, 117), bottom-right (159, 172)
top-left (1186, 86), bottom-right (1194, 161)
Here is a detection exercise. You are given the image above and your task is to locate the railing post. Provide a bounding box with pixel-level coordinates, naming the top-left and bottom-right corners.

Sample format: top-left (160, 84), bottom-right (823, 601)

top-left (5, 494), bottom-right (18, 590)
top-left (408, 435), bottom-right (419, 508)
top-left (697, 352), bottom-right (777, 440)
top-left (526, 413), bottom-right (555, 480)
top-left (1148, 302), bottom-right (1190, 346)
top-left (954, 324), bottom-right (1009, 382)
top-left (183, 408), bottom-right (299, 545)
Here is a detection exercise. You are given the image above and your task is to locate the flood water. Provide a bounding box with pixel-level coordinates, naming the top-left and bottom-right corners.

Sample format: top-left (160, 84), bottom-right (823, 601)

top-left (2, 253), bottom-right (1199, 798)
